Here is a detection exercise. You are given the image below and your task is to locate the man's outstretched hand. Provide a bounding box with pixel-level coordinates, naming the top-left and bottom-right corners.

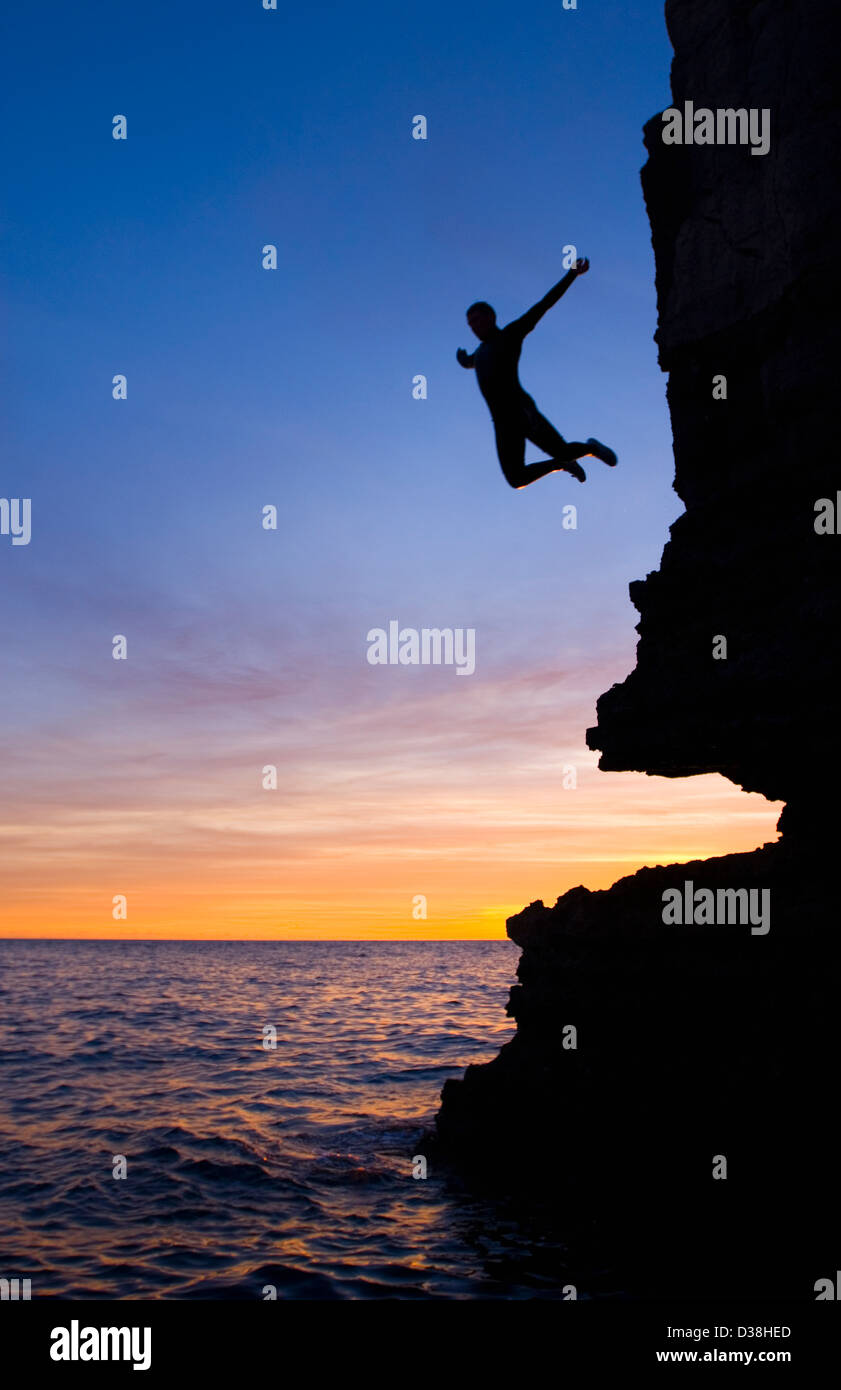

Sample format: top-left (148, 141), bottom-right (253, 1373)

top-left (456, 347), bottom-right (473, 367)
top-left (572, 257), bottom-right (590, 276)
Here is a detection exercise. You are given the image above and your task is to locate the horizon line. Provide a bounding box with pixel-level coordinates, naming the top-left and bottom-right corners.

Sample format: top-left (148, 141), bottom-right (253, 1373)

top-left (0, 936), bottom-right (516, 943)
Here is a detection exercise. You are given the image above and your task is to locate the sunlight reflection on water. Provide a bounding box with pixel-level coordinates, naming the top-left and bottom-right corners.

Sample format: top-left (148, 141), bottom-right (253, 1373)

top-left (0, 940), bottom-right (595, 1299)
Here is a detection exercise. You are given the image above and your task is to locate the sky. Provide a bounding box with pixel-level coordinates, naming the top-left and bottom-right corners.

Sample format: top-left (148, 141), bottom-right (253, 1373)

top-left (0, 1), bottom-right (781, 938)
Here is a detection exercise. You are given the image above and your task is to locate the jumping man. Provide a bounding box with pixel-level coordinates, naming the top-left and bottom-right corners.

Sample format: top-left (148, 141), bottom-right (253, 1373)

top-left (457, 257), bottom-right (617, 489)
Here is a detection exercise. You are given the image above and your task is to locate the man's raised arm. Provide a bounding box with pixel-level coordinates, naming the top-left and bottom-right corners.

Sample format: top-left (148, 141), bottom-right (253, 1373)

top-left (515, 257), bottom-right (590, 335)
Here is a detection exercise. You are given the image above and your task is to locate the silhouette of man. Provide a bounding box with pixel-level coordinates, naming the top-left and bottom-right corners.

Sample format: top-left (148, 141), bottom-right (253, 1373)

top-left (457, 257), bottom-right (617, 489)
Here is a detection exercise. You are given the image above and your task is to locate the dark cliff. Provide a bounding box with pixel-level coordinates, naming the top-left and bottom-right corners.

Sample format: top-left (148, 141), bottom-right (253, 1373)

top-left (433, 0), bottom-right (840, 1299)
top-left (589, 0), bottom-right (841, 817)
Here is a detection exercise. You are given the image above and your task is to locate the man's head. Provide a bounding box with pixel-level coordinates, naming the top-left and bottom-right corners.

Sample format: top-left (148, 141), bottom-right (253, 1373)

top-left (466, 301), bottom-right (497, 342)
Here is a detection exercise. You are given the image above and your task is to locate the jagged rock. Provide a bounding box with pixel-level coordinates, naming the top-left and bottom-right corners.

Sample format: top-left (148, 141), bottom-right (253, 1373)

top-left (433, 0), bottom-right (840, 1298)
top-left (586, 0), bottom-right (841, 810)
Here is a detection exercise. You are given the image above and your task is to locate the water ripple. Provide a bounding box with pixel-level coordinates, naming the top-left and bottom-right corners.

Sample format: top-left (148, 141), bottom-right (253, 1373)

top-left (0, 940), bottom-right (587, 1299)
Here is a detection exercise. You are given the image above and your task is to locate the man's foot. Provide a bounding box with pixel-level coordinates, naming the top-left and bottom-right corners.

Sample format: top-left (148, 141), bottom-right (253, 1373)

top-left (585, 437), bottom-right (617, 467)
top-left (563, 459), bottom-right (587, 482)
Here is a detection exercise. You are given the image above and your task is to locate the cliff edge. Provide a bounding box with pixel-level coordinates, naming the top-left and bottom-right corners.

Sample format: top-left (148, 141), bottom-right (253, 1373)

top-left (587, 0), bottom-right (841, 819)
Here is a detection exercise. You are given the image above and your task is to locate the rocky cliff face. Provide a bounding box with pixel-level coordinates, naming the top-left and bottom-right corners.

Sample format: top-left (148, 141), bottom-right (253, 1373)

top-left (433, 0), bottom-right (840, 1298)
top-left (588, 0), bottom-right (841, 817)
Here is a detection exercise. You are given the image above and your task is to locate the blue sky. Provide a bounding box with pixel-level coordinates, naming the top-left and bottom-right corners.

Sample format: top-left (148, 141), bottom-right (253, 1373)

top-left (0, 2), bottom-right (780, 936)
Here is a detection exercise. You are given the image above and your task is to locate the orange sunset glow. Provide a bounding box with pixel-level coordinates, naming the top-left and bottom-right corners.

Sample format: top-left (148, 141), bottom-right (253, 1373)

top-left (5, 657), bottom-right (781, 939)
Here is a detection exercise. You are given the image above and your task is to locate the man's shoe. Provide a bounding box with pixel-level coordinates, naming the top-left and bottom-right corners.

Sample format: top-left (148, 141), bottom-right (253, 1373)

top-left (586, 437), bottom-right (617, 466)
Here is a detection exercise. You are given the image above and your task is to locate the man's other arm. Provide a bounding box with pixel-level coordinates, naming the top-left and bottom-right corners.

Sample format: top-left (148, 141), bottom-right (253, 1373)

top-left (513, 258), bottom-right (590, 336)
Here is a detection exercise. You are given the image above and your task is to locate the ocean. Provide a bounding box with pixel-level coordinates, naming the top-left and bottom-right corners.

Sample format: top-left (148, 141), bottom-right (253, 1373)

top-left (0, 939), bottom-right (584, 1300)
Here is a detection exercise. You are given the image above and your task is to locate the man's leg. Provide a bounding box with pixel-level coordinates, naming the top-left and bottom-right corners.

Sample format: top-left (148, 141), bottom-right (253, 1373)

top-left (522, 401), bottom-right (589, 465)
top-left (524, 400), bottom-right (618, 468)
top-left (494, 416), bottom-right (563, 488)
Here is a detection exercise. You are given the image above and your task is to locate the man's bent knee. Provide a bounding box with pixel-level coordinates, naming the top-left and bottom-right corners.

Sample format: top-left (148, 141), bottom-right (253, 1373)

top-left (499, 462), bottom-right (527, 489)
top-left (495, 431), bottom-right (527, 490)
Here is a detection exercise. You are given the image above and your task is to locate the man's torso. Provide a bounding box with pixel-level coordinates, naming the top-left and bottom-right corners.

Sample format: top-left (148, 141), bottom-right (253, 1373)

top-left (474, 320), bottom-right (530, 416)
